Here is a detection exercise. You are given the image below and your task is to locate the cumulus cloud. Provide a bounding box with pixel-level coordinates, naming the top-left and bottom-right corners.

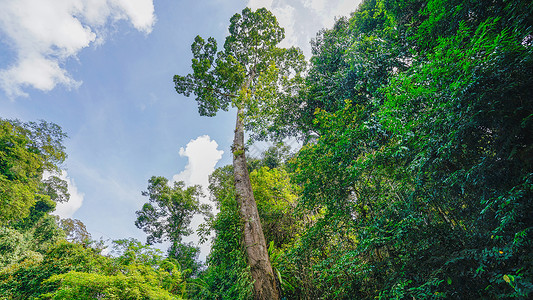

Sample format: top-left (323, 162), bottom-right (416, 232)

top-left (0, 0), bottom-right (155, 98)
top-left (172, 135), bottom-right (224, 191)
top-left (51, 171), bottom-right (85, 219)
top-left (247, 0), bottom-right (361, 57)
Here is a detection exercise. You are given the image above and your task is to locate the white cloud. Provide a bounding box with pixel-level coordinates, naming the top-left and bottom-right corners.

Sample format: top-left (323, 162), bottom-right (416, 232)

top-left (51, 171), bottom-right (85, 219)
top-left (172, 135), bottom-right (224, 191)
top-left (0, 0), bottom-right (155, 98)
top-left (247, 0), bottom-right (361, 58)
top-left (0, 55), bottom-right (82, 96)
top-left (111, 0), bottom-right (156, 34)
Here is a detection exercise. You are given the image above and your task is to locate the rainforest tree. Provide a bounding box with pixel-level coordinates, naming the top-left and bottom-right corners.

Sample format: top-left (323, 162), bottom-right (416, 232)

top-left (135, 176), bottom-right (209, 275)
top-left (197, 145), bottom-right (304, 299)
top-left (173, 7), bottom-right (305, 299)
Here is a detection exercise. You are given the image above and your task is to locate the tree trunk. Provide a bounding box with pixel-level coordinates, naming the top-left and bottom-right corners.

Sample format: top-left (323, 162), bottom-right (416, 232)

top-left (232, 107), bottom-right (280, 300)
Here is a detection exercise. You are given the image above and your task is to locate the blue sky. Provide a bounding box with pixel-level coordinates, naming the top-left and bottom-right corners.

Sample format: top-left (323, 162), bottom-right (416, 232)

top-left (0, 0), bottom-right (360, 259)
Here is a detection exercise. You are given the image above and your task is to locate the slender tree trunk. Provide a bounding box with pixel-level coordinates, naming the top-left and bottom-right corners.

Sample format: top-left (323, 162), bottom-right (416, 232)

top-left (232, 107), bottom-right (280, 300)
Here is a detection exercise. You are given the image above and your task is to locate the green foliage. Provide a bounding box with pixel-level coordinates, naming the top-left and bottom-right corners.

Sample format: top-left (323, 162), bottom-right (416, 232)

top-left (136, 176), bottom-right (206, 245)
top-left (0, 118), bottom-right (68, 225)
top-left (1, 239), bottom-right (187, 299)
top-left (135, 176), bottom-right (201, 244)
top-left (0, 241), bottom-right (106, 299)
top-left (0, 118), bottom-right (73, 279)
top-left (110, 239), bottom-right (189, 297)
top-left (297, 0), bottom-right (407, 140)
top-left (248, 142), bottom-right (292, 170)
top-left (43, 270), bottom-right (181, 300)
top-left (0, 119), bottom-right (63, 224)
top-left (0, 226), bottom-right (28, 268)
top-left (267, 0), bottom-right (533, 298)
top-left (112, 238), bottom-right (166, 268)
top-left (174, 7), bottom-right (306, 142)
top-left (59, 218), bottom-right (92, 244)
top-left (42, 175), bottom-right (69, 204)
top-left (250, 167), bottom-right (301, 248)
top-left (378, 15), bottom-right (533, 293)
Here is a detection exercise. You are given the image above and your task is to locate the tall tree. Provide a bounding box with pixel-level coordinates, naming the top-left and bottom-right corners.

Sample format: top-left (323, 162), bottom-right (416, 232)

top-left (173, 7), bottom-right (305, 299)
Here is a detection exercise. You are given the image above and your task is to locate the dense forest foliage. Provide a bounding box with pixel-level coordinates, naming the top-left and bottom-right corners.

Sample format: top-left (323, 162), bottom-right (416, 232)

top-left (1, 0), bottom-right (531, 298)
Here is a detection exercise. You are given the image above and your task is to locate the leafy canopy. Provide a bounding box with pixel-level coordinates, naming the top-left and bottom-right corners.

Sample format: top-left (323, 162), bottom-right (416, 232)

top-left (173, 7), bottom-right (306, 141)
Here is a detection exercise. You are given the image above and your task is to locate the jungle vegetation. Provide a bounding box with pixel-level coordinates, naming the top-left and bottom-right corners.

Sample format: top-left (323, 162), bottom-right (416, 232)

top-left (1, 0), bottom-right (531, 299)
